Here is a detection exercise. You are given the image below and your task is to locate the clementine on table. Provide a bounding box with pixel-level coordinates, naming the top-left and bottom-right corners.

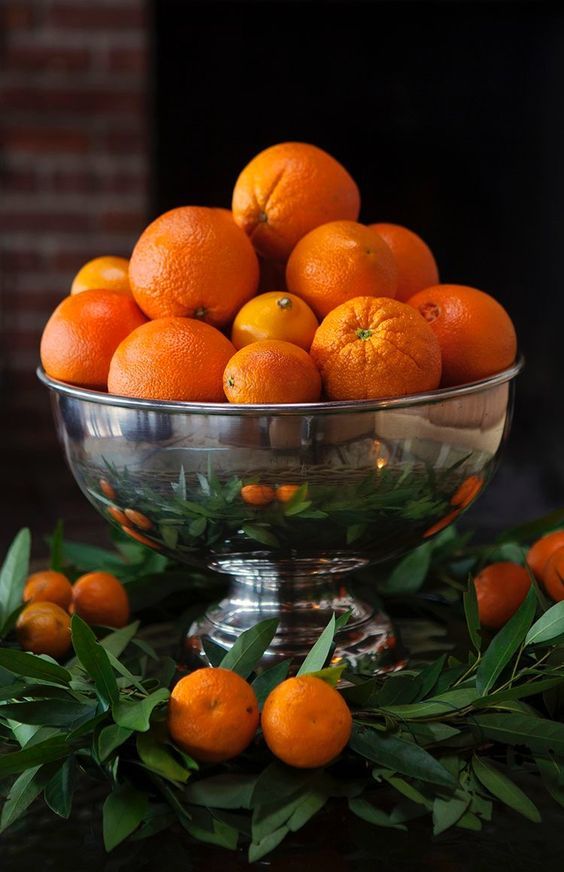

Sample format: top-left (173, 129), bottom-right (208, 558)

top-left (369, 223), bottom-right (439, 303)
top-left (16, 602), bottom-right (71, 659)
top-left (473, 562), bottom-right (531, 630)
top-left (232, 142), bottom-right (360, 261)
top-left (223, 340), bottom-right (322, 404)
top-left (129, 206), bottom-right (259, 326)
top-left (71, 256), bottom-right (130, 296)
top-left (310, 296), bottom-right (442, 401)
top-left (23, 570), bottom-right (73, 611)
top-left (543, 547), bottom-right (564, 602)
top-left (40, 290), bottom-right (147, 389)
top-left (261, 675), bottom-right (352, 768)
top-left (231, 292), bottom-right (319, 351)
top-left (167, 667), bottom-right (259, 763)
top-left (407, 284), bottom-right (517, 387)
top-left (286, 220), bottom-right (398, 319)
top-left (72, 571), bottom-right (130, 628)
top-left (108, 317), bottom-right (235, 402)
top-left (240, 484), bottom-right (276, 506)
top-left (526, 530), bottom-right (564, 585)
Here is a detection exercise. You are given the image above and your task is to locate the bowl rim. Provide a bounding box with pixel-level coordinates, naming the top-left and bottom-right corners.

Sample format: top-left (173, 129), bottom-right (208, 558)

top-left (37, 357), bottom-right (524, 417)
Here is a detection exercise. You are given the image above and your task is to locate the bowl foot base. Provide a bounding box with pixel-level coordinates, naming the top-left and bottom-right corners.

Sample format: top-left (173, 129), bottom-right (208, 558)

top-left (182, 571), bottom-right (406, 675)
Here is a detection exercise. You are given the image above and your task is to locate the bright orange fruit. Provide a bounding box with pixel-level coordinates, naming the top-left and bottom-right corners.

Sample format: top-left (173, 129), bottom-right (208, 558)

top-left (17, 602), bottom-right (72, 659)
top-left (72, 571), bottom-right (130, 628)
top-left (23, 570), bottom-right (73, 611)
top-left (71, 256), bottom-right (130, 296)
top-left (223, 340), bottom-right (322, 404)
top-left (526, 530), bottom-right (564, 585)
top-left (543, 548), bottom-right (564, 602)
top-left (473, 562), bottom-right (531, 630)
top-left (231, 292), bottom-right (319, 351)
top-left (369, 223), bottom-right (439, 302)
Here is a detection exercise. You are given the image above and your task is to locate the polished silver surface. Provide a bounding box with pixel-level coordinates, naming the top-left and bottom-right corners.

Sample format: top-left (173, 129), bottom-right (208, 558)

top-left (39, 360), bottom-right (522, 672)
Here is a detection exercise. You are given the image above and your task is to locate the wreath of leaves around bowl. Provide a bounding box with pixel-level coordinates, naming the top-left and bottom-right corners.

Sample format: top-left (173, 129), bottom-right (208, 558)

top-left (1, 513), bottom-right (564, 862)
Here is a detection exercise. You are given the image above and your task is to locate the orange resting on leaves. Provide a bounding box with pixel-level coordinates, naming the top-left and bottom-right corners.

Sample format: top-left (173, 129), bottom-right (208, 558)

top-left (232, 142), bottom-right (360, 261)
top-left (16, 602), bottom-right (71, 659)
top-left (261, 675), bottom-right (352, 768)
top-left (276, 484), bottom-right (301, 503)
top-left (286, 220), bottom-right (397, 319)
top-left (231, 292), bottom-right (319, 351)
top-left (108, 317), bottom-right (235, 402)
top-left (369, 223), bottom-right (439, 303)
top-left (40, 290), bottom-right (147, 389)
top-left (451, 475), bottom-right (483, 510)
top-left (167, 667), bottom-right (259, 763)
top-left (473, 561), bottom-right (531, 630)
top-left (72, 571), bottom-right (130, 628)
top-left (526, 530), bottom-right (564, 585)
top-left (123, 508), bottom-right (153, 530)
top-left (71, 256), bottom-right (130, 296)
top-left (310, 296), bottom-right (442, 401)
top-left (99, 478), bottom-right (117, 500)
top-left (407, 284), bottom-right (517, 388)
top-left (128, 206), bottom-right (259, 327)
top-left (223, 340), bottom-right (322, 404)
top-left (23, 570), bottom-right (73, 611)
top-left (543, 548), bottom-right (564, 602)
top-left (240, 484), bottom-right (276, 506)
top-left (108, 506), bottom-right (128, 525)
top-left (120, 525), bottom-right (160, 549)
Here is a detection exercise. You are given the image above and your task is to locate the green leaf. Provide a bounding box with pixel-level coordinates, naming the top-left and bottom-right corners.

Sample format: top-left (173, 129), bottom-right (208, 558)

top-left (382, 774), bottom-right (432, 808)
top-left (476, 586), bottom-right (537, 694)
top-left (376, 674), bottom-right (422, 706)
top-left (0, 649), bottom-right (71, 685)
top-left (525, 602), bottom-right (564, 646)
top-left (241, 524), bottom-right (280, 548)
top-left (252, 660), bottom-right (290, 708)
top-left (219, 618), bottom-right (278, 679)
top-left (248, 825), bottom-right (289, 863)
top-left (112, 687), bottom-right (169, 732)
top-left (379, 543), bottom-right (432, 595)
top-left (185, 774), bottom-right (257, 809)
top-left (100, 621), bottom-right (141, 658)
top-left (472, 756), bottom-right (541, 822)
top-left (432, 794), bottom-right (470, 835)
top-left (187, 817), bottom-right (239, 850)
top-left (497, 510), bottom-right (564, 544)
top-left (306, 665), bottom-right (346, 687)
top-left (0, 529), bottom-right (30, 631)
top-left (136, 732), bottom-right (191, 783)
top-left (348, 797), bottom-right (407, 830)
top-left (49, 520), bottom-right (65, 572)
top-left (456, 810), bottom-right (482, 831)
top-left (382, 687), bottom-right (479, 719)
top-left (297, 614), bottom-right (336, 675)
top-left (98, 724), bottom-right (133, 761)
top-left (349, 726), bottom-right (456, 789)
top-left (0, 764), bottom-right (53, 833)
top-left (202, 638), bottom-right (227, 667)
top-left (463, 578), bottom-right (481, 652)
top-left (0, 699), bottom-right (95, 726)
top-left (252, 763), bottom-right (318, 807)
top-left (0, 736), bottom-right (69, 778)
top-left (535, 755), bottom-right (564, 808)
top-left (71, 615), bottom-right (119, 706)
top-left (103, 783), bottom-right (148, 851)
top-left (287, 786), bottom-right (329, 832)
top-left (471, 713), bottom-right (564, 755)
top-left (417, 655), bottom-right (447, 699)
top-left (44, 756), bottom-right (77, 818)
top-left (252, 790), bottom-right (308, 844)
top-left (480, 676), bottom-right (564, 705)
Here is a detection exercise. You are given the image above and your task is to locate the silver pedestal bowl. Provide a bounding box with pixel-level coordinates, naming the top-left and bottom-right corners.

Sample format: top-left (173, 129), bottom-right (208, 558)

top-left (38, 361), bottom-right (522, 673)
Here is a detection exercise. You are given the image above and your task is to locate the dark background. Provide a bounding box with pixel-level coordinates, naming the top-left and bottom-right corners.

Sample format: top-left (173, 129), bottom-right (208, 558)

top-left (154, 0), bottom-right (564, 530)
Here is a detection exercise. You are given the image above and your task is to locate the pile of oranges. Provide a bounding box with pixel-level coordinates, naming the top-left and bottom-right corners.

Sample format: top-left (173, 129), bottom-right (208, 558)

top-left (16, 568), bottom-right (130, 659)
top-left (40, 142), bottom-right (518, 405)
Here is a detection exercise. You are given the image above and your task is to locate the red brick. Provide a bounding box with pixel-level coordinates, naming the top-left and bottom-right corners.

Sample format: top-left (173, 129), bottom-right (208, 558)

top-left (4, 46), bottom-right (92, 73)
top-left (49, 168), bottom-right (148, 195)
top-left (0, 250), bottom-right (46, 271)
top-left (99, 210), bottom-right (144, 233)
top-left (49, 2), bottom-right (146, 30)
top-left (0, 212), bottom-right (91, 232)
top-left (2, 87), bottom-right (144, 115)
top-left (1, 168), bottom-right (39, 193)
top-left (0, 127), bottom-right (90, 153)
top-left (101, 129), bottom-right (148, 153)
top-left (1, 1), bottom-right (36, 30)
top-left (106, 47), bottom-right (147, 73)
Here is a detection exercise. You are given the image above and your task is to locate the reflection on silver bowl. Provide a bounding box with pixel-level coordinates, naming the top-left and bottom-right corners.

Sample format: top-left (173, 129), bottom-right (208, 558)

top-left (38, 360), bottom-right (523, 673)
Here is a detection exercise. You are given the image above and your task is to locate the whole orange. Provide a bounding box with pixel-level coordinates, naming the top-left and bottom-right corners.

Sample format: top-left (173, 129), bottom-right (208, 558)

top-left (473, 562), bottom-right (531, 630)
top-left (310, 296), bottom-right (442, 401)
top-left (71, 256), bottom-right (130, 296)
top-left (407, 284), bottom-right (517, 387)
top-left (16, 602), bottom-right (71, 659)
top-left (286, 221), bottom-right (397, 319)
top-left (23, 570), bottom-right (73, 611)
top-left (543, 548), bottom-right (564, 602)
top-left (223, 340), bottom-right (321, 404)
top-left (276, 484), bottom-right (301, 503)
top-left (129, 206), bottom-right (259, 326)
top-left (240, 484), bottom-right (276, 506)
top-left (369, 223), bottom-right (439, 303)
top-left (108, 317), bottom-right (235, 402)
top-left (232, 142), bottom-right (360, 261)
top-left (72, 571), bottom-right (130, 628)
top-left (526, 530), bottom-right (564, 585)
top-left (40, 290), bottom-right (147, 389)
top-left (231, 292), bottom-right (318, 351)
top-left (167, 667), bottom-right (259, 763)
top-left (261, 675), bottom-right (352, 768)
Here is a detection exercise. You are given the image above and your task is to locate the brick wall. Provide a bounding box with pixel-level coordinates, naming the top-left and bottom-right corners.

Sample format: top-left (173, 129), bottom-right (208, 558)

top-left (0, 0), bottom-right (150, 551)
